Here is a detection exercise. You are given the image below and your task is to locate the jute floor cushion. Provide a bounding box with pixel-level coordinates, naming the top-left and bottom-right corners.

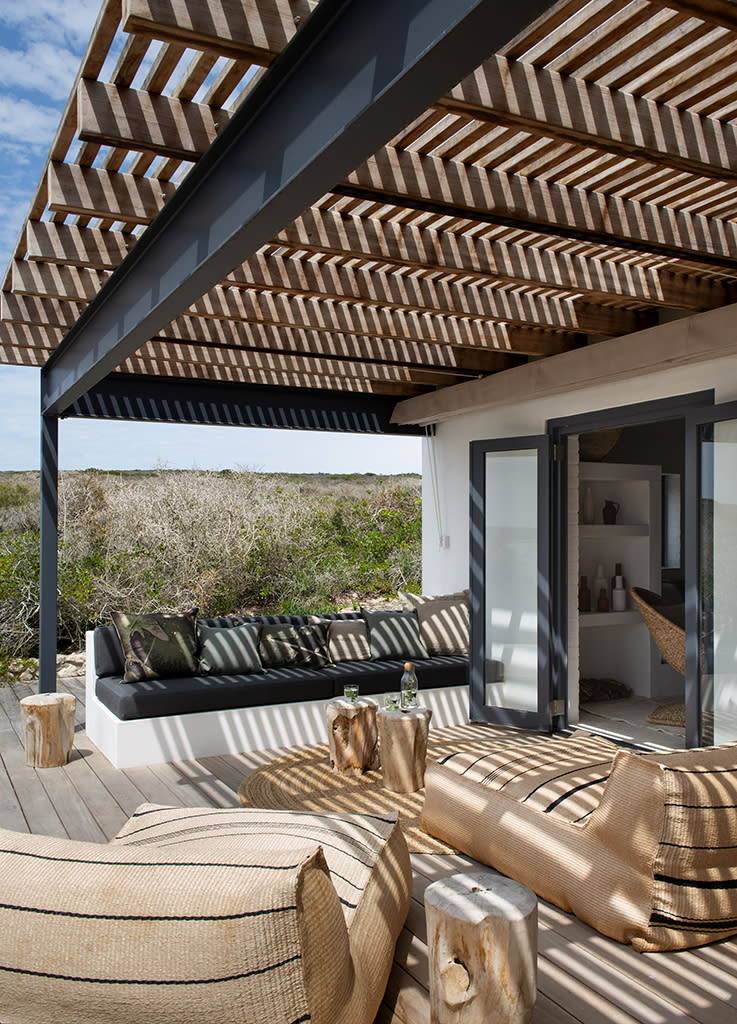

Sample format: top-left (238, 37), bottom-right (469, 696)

top-left (0, 806), bottom-right (411, 1024)
top-left (421, 732), bottom-right (737, 952)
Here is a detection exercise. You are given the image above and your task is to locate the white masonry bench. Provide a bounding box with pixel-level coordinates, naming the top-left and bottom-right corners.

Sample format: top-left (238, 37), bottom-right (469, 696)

top-left (85, 613), bottom-right (469, 768)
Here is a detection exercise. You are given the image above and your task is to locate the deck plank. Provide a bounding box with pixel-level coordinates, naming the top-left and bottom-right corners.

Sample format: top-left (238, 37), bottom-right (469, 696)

top-left (2, 678), bottom-right (737, 1024)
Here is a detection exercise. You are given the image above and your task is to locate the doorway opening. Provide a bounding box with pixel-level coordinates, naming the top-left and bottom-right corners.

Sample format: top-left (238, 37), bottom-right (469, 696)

top-left (571, 419), bottom-right (686, 748)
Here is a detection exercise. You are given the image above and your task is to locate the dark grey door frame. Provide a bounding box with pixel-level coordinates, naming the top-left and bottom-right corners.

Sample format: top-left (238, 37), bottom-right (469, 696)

top-left (548, 389), bottom-right (715, 748)
top-left (684, 398), bottom-right (737, 748)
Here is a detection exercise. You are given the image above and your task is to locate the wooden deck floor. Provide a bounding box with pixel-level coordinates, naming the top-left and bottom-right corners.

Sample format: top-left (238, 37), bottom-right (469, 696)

top-left (2, 677), bottom-right (737, 1023)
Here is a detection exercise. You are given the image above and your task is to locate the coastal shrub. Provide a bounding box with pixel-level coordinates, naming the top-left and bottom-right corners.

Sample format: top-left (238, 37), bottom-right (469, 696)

top-left (0, 469), bottom-right (421, 665)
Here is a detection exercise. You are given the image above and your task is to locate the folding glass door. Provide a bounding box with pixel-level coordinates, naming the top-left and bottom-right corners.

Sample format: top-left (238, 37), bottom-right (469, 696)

top-left (686, 402), bottom-right (737, 747)
top-left (469, 436), bottom-right (553, 730)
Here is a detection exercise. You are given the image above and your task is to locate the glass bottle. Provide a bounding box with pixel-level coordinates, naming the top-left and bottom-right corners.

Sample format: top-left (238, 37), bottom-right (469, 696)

top-left (400, 662), bottom-right (418, 710)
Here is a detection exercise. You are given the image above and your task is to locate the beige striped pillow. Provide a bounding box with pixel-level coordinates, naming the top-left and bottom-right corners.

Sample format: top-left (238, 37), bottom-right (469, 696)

top-left (399, 589), bottom-right (469, 656)
top-left (0, 827), bottom-right (347, 1024)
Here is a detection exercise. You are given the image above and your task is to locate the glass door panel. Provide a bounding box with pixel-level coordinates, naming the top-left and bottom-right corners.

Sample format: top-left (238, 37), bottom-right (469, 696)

top-left (698, 417), bottom-right (737, 745)
top-left (470, 436), bottom-right (552, 730)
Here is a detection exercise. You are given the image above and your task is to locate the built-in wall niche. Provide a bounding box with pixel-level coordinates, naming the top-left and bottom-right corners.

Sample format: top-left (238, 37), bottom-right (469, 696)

top-left (578, 461), bottom-right (661, 696)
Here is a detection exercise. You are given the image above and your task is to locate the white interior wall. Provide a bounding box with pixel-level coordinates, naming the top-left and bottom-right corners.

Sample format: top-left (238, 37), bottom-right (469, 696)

top-left (421, 352), bottom-right (737, 596)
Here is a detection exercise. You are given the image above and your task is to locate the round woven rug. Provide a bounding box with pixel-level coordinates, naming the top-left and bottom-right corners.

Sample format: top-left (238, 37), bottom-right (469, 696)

top-left (238, 741), bottom-right (454, 854)
top-left (645, 702), bottom-right (686, 727)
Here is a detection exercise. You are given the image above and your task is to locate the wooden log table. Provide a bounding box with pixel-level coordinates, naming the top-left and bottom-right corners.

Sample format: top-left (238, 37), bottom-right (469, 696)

top-left (326, 697), bottom-right (379, 776)
top-left (20, 692), bottom-right (76, 768)
top-left (377, 705), bottom-right (432, 793)
top-left (425, 870), bottom-right (537, 1024)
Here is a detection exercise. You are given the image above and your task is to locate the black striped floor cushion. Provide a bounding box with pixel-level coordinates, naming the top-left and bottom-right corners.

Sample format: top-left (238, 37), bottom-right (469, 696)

top-left (0, 808), bottom-right (412, 1024)
top-left (422, 733), bottom-right (737, 951)
top-left (434, 730), bottom-right (619, 824)
top-left (640, 742), bottom-right (737, 951)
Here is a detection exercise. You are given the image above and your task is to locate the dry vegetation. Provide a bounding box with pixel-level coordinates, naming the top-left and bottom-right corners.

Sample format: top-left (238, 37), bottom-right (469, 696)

top-left (0, 469), bottom-right (421, 671)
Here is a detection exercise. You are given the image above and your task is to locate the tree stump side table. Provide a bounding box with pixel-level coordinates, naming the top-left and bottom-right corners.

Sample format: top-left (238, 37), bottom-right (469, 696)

top-left (326, 697), bottom-right (379, 776)
top-left (377, 705), bottom-right (432, 793)
top-left (424, 871), bottom-right (537, 1024)
top-left (19, 692), bottom-right (76, 768)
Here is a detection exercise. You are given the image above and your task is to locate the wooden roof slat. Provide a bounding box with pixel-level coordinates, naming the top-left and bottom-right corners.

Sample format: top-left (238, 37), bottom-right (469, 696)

top-left (121, 0), bottom-right (312, 65)
top-left (6, 0), bottom-right (737, 402)
top-left (341, 148), bottom-right (737, 270)
top-left (655, 0), bottom-right (737, 33)
top-left (77, 81), bottom-right (230, 161)
top-left (172, 50), bottom-right (220, 101)
top-left (438, 56), bottom-right (737, 185)
top-left (141, 41), bottom-right (189, 94)
top-left (564, 11), bottom-right (698, 87)
top-left (26, 221), bottom-right (140, 269)
top-left (108, 26), bottom-right (154, 87)
top-left (203, 58), bottom-right (256, 107)
top-left (161, 314), bottom-right (517, 374)
top-left (186, 284), bottom-right (579, 354)
top-left (119, 352), bottom-right (426, 396)
top-left (221, 253), bottom-right (649, 337)
top-left (11, 261), bottom-right (109, 303)
top-left (139, 337), bottom-right (479, 386)
top-left (273, 207), bottom-right (731, 309)
top-left (47, 162), bottom-right (176, 223)
top-left (1, 292), bottom-right (84, 330)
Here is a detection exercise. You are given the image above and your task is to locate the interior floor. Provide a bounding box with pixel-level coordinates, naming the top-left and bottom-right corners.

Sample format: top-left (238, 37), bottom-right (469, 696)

top-left (578, 696), bottom-right (685, 750)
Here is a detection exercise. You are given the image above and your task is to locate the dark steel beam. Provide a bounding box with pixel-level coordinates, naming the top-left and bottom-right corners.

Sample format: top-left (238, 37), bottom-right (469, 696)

top-left (41, 0), bottom-right (551, 416)
top-left (39, 412), bottom-right (59, 693)
top-left (64, 373), bottom-right (425, 435)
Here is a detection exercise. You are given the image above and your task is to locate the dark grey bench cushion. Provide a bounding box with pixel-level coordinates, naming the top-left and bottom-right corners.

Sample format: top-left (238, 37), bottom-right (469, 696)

top-left (95, 655), bottom-right (468, 721)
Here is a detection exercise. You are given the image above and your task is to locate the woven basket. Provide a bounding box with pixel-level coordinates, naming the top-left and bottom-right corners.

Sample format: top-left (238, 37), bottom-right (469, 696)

top-left (630, 587), bottom-right (685, 676)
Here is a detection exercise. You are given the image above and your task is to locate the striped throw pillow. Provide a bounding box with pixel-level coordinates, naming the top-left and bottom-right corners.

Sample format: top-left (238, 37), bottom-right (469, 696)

top-left (0, 827), bottom-right (345, 1024)
top-left (399, 590), bottom-right (469, 656)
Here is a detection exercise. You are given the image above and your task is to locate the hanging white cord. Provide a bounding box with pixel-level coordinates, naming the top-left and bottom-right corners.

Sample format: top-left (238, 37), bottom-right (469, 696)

top-left (425, 425), bottom-right (444, 547)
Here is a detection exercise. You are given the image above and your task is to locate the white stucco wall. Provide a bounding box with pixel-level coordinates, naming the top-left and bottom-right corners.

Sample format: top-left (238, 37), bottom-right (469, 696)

top-left (421, 353), bottom-right (737, 595)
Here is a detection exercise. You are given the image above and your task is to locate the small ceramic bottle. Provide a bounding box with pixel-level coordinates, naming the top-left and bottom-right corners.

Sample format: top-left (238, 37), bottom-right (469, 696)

top-left (579, 575), bottom-right (591, 613)
top-left (594, 564), bottom-right (608, 605)
top-left (582, 486), bottom-right (594, 524)
top-left (612, 575), bottom-right (627, 611)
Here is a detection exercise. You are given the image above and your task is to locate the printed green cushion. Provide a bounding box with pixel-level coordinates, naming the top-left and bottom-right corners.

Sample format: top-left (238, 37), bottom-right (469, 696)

top-left (111, 609), bottom-right (198, 683)
top-left (259, 622), bottom-right (331, 669)
top-left (399, 589), bottom-right (469, 656)
top-left (197, 622), bottom-right (262, 674)
top-left (361, 608), bottom-right (428, 660)
top-left (328, 619), bottom-right (371, 662)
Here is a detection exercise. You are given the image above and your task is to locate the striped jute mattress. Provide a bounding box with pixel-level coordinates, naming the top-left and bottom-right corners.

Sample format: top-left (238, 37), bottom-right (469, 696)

top-left (422, 731), bottom-right (737, 952)
top-left (0, 806), bottom-right (411, 1024)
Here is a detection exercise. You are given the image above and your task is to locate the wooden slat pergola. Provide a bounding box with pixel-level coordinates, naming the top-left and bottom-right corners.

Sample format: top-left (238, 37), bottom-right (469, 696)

top-left (2, 0), bottom-right (737, 689)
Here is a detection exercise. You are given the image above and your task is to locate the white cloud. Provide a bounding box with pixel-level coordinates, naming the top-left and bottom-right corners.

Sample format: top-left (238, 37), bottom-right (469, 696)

top-left (0, 0), bottom-right (99, 48)
top-left (0, 94), bottom-right (61, 145)
top-left (0, 42), bottom-right (79, 100)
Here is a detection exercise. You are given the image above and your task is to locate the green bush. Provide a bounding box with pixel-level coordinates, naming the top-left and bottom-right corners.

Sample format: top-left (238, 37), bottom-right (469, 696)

top-left (0, 469), bottom-right (422, 665)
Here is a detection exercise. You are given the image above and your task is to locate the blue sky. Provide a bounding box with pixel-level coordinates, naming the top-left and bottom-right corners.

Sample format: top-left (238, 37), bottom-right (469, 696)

top-left (0, 2), bottom-right (421, 474)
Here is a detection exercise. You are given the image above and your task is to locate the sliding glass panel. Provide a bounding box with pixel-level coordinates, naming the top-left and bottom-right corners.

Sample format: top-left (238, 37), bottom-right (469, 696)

top-left (699, 418), bottom-right (737, 745)
top-left (469, 436), bottom-right (551, 731)
top-left (485, 449), bottom-right (539, 710)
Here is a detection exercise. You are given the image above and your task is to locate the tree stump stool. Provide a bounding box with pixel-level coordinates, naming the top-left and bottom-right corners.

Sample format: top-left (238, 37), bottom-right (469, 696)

top-left (20, 692), bottom-right (76, 768)
top-left (326, 697), bottom-right (379, 776)
top-left (377, 705), bottom-right (432, 792)
top-left (425, 871), bottom-right (537, 1024)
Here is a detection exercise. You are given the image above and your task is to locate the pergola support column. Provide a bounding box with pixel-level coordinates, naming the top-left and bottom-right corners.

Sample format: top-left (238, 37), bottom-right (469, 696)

top-left (38, 405), bottom-right (58, 694)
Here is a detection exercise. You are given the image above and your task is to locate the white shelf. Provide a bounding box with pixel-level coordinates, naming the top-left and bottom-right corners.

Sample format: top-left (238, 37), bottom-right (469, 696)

top-left (580, 524), bottom-right (648, 538)
top-left (580, 611), bottom-right (641, 627)
top-left (577, 461), bottom-right (662, 698)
